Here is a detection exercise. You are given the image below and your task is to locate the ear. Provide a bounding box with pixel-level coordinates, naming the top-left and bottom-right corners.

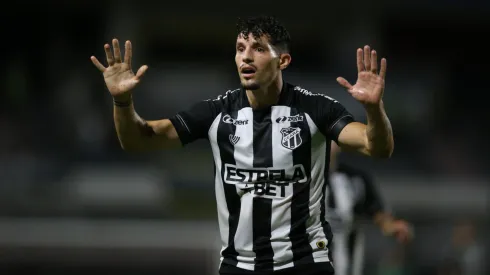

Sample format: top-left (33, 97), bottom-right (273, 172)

top-left (279, 53), bottom-right (291, 70)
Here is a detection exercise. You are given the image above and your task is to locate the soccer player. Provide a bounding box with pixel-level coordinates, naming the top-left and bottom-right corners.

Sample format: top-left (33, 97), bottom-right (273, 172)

top-left (90, 15), bottom-right (394, 275)
top-left (326, 141), bottom-right (413, 275)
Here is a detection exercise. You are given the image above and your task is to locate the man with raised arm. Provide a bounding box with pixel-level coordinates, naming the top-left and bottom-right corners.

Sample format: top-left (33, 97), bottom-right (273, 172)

top-left (91, 15), bottom-right (394, 275)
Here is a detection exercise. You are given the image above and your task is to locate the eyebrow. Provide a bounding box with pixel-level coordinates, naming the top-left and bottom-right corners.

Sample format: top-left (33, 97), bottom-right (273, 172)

top-left (236, 40), bottom-right (267, 48)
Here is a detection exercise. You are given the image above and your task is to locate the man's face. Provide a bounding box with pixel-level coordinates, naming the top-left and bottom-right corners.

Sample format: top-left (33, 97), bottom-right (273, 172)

top-left (235, 33), bottom-right (281, 90)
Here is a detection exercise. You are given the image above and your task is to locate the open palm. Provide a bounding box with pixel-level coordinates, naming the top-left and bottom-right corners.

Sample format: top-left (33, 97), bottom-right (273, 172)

top-left (336, 45), bottom-right (387, 106)
top-left (91, 39), bottom-right (148, 98)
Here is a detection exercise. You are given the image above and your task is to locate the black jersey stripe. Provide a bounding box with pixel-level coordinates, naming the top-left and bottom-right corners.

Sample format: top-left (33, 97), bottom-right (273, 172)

top-left (289, 108), bottom-right (314, 265)
top-left (219, 110), bottom-right (241, 267)
top-left (252, 108), bottom-right (275, 271)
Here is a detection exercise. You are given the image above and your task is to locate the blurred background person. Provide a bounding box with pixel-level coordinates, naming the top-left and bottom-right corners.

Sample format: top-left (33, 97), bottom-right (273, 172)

top-left (326, 142), bottom-right (413, 275)
top-left (438, 220), bottom-right (485, 275)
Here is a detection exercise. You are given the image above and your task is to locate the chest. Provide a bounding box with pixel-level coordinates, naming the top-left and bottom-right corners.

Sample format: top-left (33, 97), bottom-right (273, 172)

top-left (215, 106), bottom-right (321, 155)
top-left (209, 106), bottom-right (327, 199)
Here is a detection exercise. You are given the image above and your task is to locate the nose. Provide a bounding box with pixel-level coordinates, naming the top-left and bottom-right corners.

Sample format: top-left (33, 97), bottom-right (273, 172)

top-left (242, 48), bottom-right (253, 63)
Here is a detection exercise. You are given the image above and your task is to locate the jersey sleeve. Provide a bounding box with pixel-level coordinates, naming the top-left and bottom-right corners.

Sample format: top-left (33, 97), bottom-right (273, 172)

top-left (169, 100), bottom-right (221, 146)
top-left (308, 95), bottom-right (355, 142)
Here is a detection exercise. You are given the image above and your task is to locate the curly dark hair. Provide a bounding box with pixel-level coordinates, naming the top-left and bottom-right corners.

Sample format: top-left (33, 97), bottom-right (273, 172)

top-left (236, 15), bottom-right (291, 53)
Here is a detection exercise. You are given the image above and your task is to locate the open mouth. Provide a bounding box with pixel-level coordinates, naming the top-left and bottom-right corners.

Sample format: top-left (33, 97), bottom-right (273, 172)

top-left (241, 66), bottom-right (256, 77)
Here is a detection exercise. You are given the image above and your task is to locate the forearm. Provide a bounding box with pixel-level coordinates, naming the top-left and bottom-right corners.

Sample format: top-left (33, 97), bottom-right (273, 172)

top-left (113, 95), bottom-right (154, 151)
top-left (373, 212), bottom-right (395, 234)
top-left (365, 101), bottom-right (394, 157)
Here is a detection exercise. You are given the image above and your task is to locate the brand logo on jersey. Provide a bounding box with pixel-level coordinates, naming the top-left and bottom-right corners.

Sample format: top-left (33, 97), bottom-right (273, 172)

top-left (280, 127), bottom-right (302, 150)
top-left (275, 114), bottom-right (304, 123)
top-left (207, 88), bottom-right (240, 101)
top-left (223, 164), bottom-right (307, 185)
top-left (229, 135), bottom-right (240, 145)
top-left (250, 182), bottom-right (287, 198)
top-left (222, 114), bottom-right (249, 125)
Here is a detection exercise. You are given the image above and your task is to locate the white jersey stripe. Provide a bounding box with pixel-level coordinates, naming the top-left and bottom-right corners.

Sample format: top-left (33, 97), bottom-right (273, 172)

top-left (215, 110), bottom-right (242, 267)
top-left (233, 107), bottom-right (254, 169)
top-left (270, 106), bottom-right (295, 271)
top-left (331, 173), bottom-right (355, 227)
top-left (233, 107), bottom-right (256, 269)
top-left (235, 193), bottom-right (256, 270)
top-left (305, 113), bottom-right (330, 262)
top-left (288, 108), bottom-right (316, 266)
top-left (332, 231), bottom-right (349, 275)
top-left (352, 231), bottom-right (365, 275)
top-left (209, 114), bottom-right (229, 264)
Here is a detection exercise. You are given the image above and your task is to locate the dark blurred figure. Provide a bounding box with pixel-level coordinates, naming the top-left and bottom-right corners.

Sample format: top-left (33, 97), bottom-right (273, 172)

top-left (440, 220), bottom-right (485, 275)
top-left (326, 142), bottom-right (413, 275)
top-left (437, 258), bottom-right (462, 275)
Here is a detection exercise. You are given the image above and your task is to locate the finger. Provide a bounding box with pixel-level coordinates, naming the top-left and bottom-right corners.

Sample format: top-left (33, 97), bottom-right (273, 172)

top-left (104, 44), bottom-right (114, 66)
top-left (336, 77), bottom-right (353, 90)
top-left (356, 48), bottom-right (363, 73)
top-left (379, 58), bottom-right (387, 79)
top-left (135, 65), bottom-right (148, 80)
top-left (90, 56), bottom-right (106, 72)
top-left (370, 50), bottom-right (377, 74)
top-left (124, 40), bottom-right (132, 67)
top-left (364, 45), bottom-right (371, 71)
top-left (112, 38), bottom-right (122, 63)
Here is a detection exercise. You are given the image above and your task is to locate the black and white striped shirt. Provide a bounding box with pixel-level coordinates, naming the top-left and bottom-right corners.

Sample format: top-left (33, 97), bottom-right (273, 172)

top-left (325, 163), bottom-right (386, 275)
top-left (170, 82), bottom-right (354, 272)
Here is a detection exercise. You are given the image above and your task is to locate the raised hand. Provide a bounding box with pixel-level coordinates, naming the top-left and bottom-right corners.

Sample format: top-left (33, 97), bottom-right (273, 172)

top-left (91, 38), bottom-right (148, 99)
top-left (336, 45), bottom-right (387, 107)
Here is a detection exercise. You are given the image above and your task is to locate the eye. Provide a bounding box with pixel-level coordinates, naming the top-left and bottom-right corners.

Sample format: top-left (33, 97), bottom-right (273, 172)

top-left (256, 47), bottom-right (265, 52)
top-left (237, 47), bottom-right (244, 52)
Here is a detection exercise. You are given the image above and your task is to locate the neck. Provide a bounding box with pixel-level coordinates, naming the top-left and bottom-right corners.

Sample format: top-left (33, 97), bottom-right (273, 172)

top-left (246, 75), bottom-right (283, 109)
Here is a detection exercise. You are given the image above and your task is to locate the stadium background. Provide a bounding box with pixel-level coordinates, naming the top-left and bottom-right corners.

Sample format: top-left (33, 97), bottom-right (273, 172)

top-left (0, 1), bottom-right (488, 274)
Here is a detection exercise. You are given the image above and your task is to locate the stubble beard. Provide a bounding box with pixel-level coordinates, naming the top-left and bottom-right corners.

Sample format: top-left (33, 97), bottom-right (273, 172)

top-left (241, 79), bottom-right (261, 90)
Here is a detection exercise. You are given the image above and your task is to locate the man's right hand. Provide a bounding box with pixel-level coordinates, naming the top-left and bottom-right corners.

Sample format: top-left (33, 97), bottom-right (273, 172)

top-left (91, 38), bottom-right (148, 101)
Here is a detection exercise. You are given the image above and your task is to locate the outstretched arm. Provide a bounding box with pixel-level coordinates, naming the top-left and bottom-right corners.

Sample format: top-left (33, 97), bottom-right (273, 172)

top-left (336, 45), bottom-right (394, 158)
top-left (352, 167), bottom-right (413, 244)
top-left (113, 100), bottom-right (181, 151)
top-left (374, 212), bottom-right (413, 244)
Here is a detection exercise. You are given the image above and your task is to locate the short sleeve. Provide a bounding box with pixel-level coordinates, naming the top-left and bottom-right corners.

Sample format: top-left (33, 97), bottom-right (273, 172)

top-left (354, 171), bottom-right (387, 218)
top-left (169, 100), bottom-right (221, 146)
top-left (308, 96), bottom-right (355, 142)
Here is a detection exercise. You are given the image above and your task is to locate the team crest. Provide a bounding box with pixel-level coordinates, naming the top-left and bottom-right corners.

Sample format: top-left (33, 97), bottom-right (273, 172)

top-left (280, 127), bottom-right (302, 150)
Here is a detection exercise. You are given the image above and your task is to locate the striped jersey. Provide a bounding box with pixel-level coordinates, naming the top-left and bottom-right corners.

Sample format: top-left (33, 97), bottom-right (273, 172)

top-left (325, 163), bottom-right (387, 275)
top-left (170, 82), bottom-right (355, 272)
